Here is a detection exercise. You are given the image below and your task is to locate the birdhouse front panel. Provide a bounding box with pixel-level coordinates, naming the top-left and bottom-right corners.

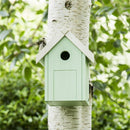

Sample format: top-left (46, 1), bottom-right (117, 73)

top-left (45, 37), bottom-right (89, 106)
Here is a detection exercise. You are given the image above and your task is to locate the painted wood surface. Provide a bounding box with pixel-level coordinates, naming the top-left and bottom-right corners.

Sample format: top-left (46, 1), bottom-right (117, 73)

top-left (45, 37), bottom-right (89, 106)
top-left (36, 31), bottom-right (94, 63)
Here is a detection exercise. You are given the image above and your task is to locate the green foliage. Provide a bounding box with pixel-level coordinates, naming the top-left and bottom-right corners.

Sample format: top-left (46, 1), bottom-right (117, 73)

top-left (0, 0), bottom-right (130, 129)
top-left (0, 0), bottom-right (47, 129)
top-left (0, 29), bottom-right (12, 41)
top-left (90, 0), bottom-right (130, 129)
top-left (22, 66), bottom-right (32, 81)
top-left (0, 73), bottom-right (47, 130)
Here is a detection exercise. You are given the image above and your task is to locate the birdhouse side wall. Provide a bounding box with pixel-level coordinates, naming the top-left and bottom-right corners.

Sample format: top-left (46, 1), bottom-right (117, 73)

top-left (45, 55), bottom-right (49, 101)
top-left (81, 55), bottom-right (89, 102)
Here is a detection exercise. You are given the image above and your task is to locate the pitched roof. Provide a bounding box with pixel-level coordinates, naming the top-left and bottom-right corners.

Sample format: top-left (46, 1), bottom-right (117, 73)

top-left (36, 31), bottom-right (94, 63)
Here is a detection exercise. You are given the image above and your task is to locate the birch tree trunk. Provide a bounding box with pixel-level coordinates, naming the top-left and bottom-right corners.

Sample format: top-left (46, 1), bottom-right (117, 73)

top-left (46, 0), bottom-right (92, 129)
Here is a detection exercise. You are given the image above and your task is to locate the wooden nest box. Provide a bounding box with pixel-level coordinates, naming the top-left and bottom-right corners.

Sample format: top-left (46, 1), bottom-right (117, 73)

top-left (36, 31), bottom-right (94, 106)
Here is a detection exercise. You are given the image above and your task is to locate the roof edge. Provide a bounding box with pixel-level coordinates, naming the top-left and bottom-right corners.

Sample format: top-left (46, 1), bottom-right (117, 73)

top-left (36, 31), bottom-right (65, 63)
top-left (65, 31), bottom-right (94, 63)
top-left (36, 31), bottom-right (94, 63)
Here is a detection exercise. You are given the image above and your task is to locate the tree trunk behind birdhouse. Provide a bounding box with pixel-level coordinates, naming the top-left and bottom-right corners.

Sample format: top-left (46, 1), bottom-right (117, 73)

top-left (47, 0), bottom-right (92, 129)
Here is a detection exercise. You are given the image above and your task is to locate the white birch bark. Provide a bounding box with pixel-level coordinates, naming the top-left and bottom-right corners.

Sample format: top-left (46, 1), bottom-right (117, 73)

top-left (47, 0), bottom-right (92, 129)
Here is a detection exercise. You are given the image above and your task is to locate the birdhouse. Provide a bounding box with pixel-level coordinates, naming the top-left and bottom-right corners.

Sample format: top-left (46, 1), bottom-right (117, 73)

top-left (36, 31), bottom-right (94, 106)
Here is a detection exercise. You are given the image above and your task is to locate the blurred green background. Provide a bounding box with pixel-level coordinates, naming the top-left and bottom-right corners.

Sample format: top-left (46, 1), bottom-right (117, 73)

top-left (0, 0), bottom-right (130, 129)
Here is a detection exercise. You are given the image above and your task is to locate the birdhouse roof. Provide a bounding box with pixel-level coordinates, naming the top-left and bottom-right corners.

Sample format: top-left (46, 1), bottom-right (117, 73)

top-left (36, 31), bottom-right (94, 63)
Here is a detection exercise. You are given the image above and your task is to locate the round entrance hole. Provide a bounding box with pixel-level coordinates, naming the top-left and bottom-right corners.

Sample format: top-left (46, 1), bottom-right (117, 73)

top-left (60, 51), bottom-right (70, 60)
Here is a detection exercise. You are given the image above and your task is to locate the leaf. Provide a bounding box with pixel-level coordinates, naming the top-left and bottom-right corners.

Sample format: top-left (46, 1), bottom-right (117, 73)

top-left (0, 29), bottom-right (12, 41)
top-left (95, 55), bottom-right (110, 67)
top-left (126, 49), bottom-right (130, 53)
top-left (92, 81), bottom-right (107, 91)
top-left (127, 74), bottom-right (130, 80)
top-left (31, 60), bottom-right (43, 68)
top-left (123, 38), bottom-right (128, 43)
top-left (21, 48), bottom-right (30, 53)
top-left (118, 64), bottom-right (129, 71)
top-left (0, 11), bottom-right (9, 17)
top-left (10, 57), bottom-right (17, 70)
top-left (36, 9), bottom-right (43, 14)
top-left (100, 26), bottom-right (109, 35)
top-left (20, 31), bottom-right (25, 37)
top-left (107, 8), bottom-right (116, 15)
top-left (96, 7), bottom-right (110, 15)
top-left (115, 20), bottom-right (123, 30)
top-left (17, 53), bottom-right (25, 61)
top-left (103, 0), bottom-right (110, 4)
top-left (22, 67), bottom-right (32, 81)
top-left (41, 112), bottom-right (48, 121)
top-left (127, 18), bottom-right (130, 24)
top-left (8, 40), bottom-right (16, 47)
top-left (112, 8), bottom-right (119, 17)
top-left (42, 9), bottom-right (48, 22)
top-left (113, 39), bottom-right (121, 48)
top-left (0, 43), bottom-right (5, 53)
top-left (5, 54), bottom-right (14, 61)
top-left (95, 1), bottom-right (102, 7)
top-left (92, 29), bottom-right (97, 41)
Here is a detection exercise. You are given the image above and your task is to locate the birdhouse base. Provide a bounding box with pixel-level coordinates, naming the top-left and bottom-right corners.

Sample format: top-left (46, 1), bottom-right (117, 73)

top-left (46, 100), bottom-right (89, 106)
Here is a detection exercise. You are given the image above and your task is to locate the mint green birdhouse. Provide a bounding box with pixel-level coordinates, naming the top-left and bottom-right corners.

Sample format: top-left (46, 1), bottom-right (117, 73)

top-left (36, 31), bottom-right (94, 106)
